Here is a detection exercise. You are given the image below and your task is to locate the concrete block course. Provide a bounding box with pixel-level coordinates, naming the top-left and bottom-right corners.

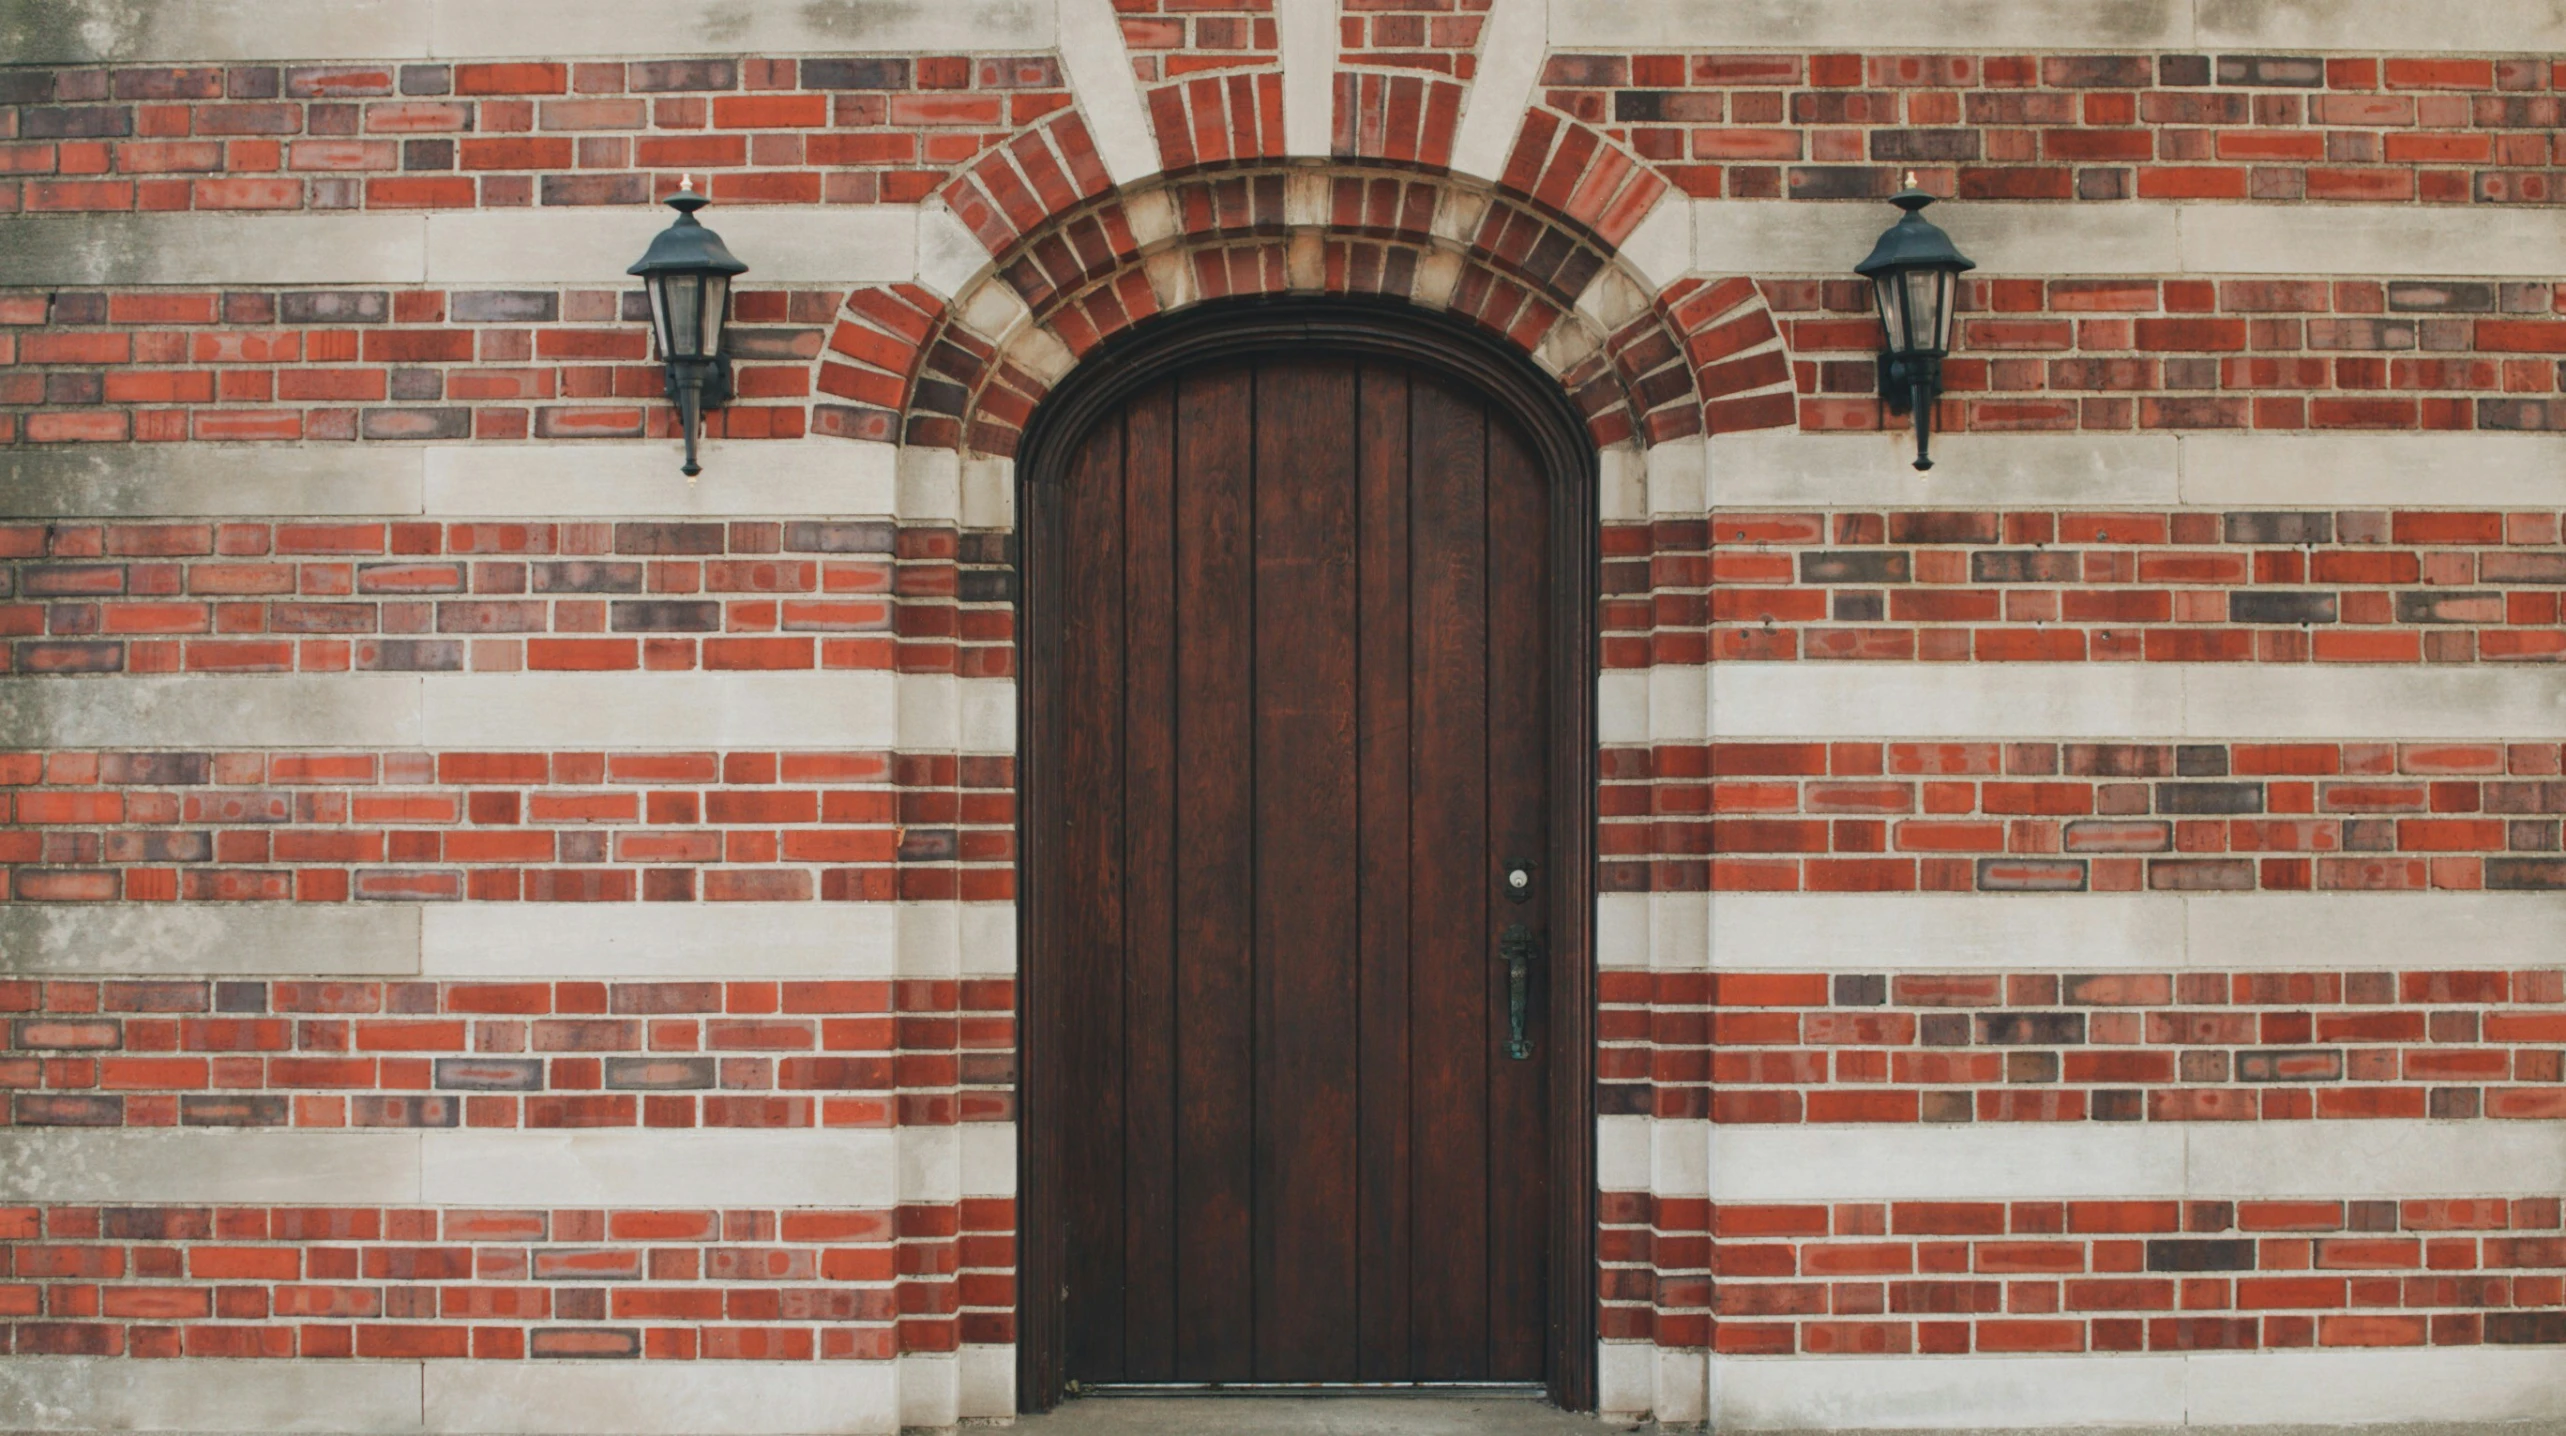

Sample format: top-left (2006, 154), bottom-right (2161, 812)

top-left (0, 210), bottom-right (921, 289)
top-left (422, 209), bottom-right (921, 288)
top-left (0, 444), bottom-right (425, 518)
top-left (1552, 0), bottom-right (2566, 51)
top-left (0, 214), bottom-right (429, 287)
top-left (1713, 1350), bottom-right (2566, 1430)
top-left (429, 0), bottom-right (1052, 59)
top-left (0, 1129), bottom-right (424, 1203)
top-left (416, 1129), bottom-right (898, 1206)
top-left (417, 672), bottom-right (898, 747)
top-left (421, 903), bottom-right (931, 977)
top-left (1690, 891), bottom-right (2566, 971)
top-left (0, 673), bottom-right (423, 747)
top-left (1695, 664), bottom-right (2566, 740)
top-left (422, 441), bottom-right (898, 517)
top-left (0, 903), bottom-right (422, 975)
top-left (423, 1364), bottom-right (900, 1435)
top-left (1550, 0), bottom-right (2193, 49)
top-left (1708, 431), bottom-right (2181, 507)
top-left (1697, 202), bottom-right (2566, 281)
top-left (0, 0), bottom-right (1048, 62)
top-left (0, 1360), bottom-right (920, 1435)
top-left (1693, 1118), bottom-right (2566, 1202)
top-left (0, 1359), bottom-right (428, 1434)
top-left (1715, 1351), bottom-right (2191, 1430)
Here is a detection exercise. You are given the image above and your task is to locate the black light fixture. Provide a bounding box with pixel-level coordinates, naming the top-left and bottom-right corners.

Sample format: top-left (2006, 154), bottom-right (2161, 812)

top-left (1855, 172), bottom-right (1976, 471)
top-left (627, 176), bottom-right (749, 479)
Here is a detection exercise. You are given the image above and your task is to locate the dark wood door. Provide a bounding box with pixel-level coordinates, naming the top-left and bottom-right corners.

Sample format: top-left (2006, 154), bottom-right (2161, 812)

top-left (1046, 353), bottom-right (1552, 1386)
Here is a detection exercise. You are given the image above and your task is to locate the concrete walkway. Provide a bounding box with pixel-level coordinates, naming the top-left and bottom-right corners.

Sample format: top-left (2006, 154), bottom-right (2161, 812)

top-left (1007, 1394), bottom-right (1647, 1433)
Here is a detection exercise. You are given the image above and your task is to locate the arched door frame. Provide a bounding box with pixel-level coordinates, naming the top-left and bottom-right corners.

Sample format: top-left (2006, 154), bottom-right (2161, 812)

top-left (1013, 295), bottom-right (1600, 1412)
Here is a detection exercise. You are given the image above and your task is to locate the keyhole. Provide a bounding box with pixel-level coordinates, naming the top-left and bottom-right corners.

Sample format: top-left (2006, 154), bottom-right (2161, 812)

top-left (1503, 861), bottom-right (1536, 903)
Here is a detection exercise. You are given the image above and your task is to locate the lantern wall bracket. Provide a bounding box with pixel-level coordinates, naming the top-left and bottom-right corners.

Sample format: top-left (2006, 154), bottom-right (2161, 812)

top-left (1853, 176), bottom-right (1976, 473)
top-left (626, 178), bottom-right (750, 481)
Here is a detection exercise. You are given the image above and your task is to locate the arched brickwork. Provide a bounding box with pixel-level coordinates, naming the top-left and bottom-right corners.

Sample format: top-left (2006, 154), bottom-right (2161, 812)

top-left (815, 160), bottom-right (1703, 459)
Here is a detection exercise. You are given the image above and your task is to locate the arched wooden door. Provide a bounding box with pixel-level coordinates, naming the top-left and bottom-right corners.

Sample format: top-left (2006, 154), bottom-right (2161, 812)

top-left (1019, 303), bottom-right (1596, 1410)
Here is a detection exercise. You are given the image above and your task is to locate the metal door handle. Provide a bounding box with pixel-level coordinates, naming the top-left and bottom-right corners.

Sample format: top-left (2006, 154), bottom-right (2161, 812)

top-left (1497, 922), bottom-right (1540, 1060)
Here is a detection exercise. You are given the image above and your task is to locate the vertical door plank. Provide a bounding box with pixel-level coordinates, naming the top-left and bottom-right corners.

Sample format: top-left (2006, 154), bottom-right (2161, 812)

top-left (1251, 361), bottom-right (1362, 1380)
top-left (1119, 382), bottom-right (1181, 1380)
top-left (1058, 413), bottom-right (1129, 1380)
top-left (1172, 365), bottom-right (1258, 1381)
top-left (1482, 410), bottom-right (1552, 1381)
top-left (1404, 373), bottom-right (1493, 1380)
top-left (1353, 366), bottom-right (1415, 1381)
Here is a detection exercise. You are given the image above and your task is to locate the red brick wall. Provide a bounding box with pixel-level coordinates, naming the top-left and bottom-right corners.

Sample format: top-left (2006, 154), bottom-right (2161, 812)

top-left (1597, 741), bottom-right (2566, 896)
top-left (0, 746), bottom-right (1018, 903)
top-left (3, 976), bottom-right (1013, 1127)
top-left (1, 1198), bottom-right (1013, 1359)
top-left (1600, 1194), bottom-right (2566, 1356)
top-left (1603, 509), bottom-right (2566, 670)
top-left (6, 17), bottom-right (2565, 1414)
top-left (0, 519), bottom-right (1013, 678)
top-left (1779, 276), bottom-right (2566, 435)
top-left (1598, 966), bottom-right (2566, 1124)
top-left (1535, 51), bottom-right (2563, 203)
top-left (0, 58), bottom-right (1069, 213)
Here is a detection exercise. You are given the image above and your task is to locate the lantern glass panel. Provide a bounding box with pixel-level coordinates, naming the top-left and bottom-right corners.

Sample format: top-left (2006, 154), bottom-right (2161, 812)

top-left (699, 274), bottom-right (730, 356)
top-left (1906, 268), bottom-right (1948, 354)
top-left (1870, 273), bottom-right (1908, 356)
top-left (1926, 268), bottom-right (1960, 352)
top-left (649, 273), bottom-right (723, 362)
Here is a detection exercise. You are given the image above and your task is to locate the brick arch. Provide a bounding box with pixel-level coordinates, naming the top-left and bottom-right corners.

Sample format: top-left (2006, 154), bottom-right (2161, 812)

top-left (816, 161), bottom-right (1702, 459)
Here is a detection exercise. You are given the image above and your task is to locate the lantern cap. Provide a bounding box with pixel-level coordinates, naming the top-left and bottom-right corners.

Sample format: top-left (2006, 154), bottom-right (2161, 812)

top-left (627, 183), bottom-right (750, 280)
top-left (1854, 182), bottom-right (1975, 280)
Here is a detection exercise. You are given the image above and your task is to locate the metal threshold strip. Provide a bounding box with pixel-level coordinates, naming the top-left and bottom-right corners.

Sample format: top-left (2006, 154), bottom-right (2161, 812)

top-left (1072, 1383), bottom-right (1548, 1400)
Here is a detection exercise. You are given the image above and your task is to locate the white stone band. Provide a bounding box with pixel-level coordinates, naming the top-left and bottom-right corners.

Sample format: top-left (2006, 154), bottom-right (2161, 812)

top-left (0, 443), bottom-right (1027, 524)
top-left (0, 902), bottom-right (1018, 979)
top-left (6, 433), bottom-right (2555, 522)
top-left (1695, 201), bottom-right (2566, 281)
top-left (1692, 433), bottom-right (2566, 511)
top-left (1601, 891), bottom-right (2566, 973)
top-left (0, 672), bottom-right (1019, 751)
top-left (0, 0), bottom-right (1054, 64)
top-left (0, 210), bottom-right (922, 288)
top-left (14, 0), bottom-right (2547, 64)
top-left (1550, 0), bottom-right (2566, 53)
top-left (0, 1127), bottom-right (853, 1204)
top-left (1601, 1116), bottom-right (2566, 1202)
top-left (1710, 1348), bottom-right (2566, 1432)
top-left (1602, 664), bottom-right (2566, 744)
top-left (0, 1359), bottom-right (925, 1435)
top-left (9, 203), bottom-right (2559, 293)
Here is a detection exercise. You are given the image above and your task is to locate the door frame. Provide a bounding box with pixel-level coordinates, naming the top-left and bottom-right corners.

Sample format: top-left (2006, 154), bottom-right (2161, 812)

top-left (1013, 296), bottom-right (1601, 1412)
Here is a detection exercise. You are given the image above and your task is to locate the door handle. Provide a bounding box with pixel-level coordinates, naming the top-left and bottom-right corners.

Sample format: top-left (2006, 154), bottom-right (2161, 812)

top-left (1497, 922), bottom-right (1540, 1060)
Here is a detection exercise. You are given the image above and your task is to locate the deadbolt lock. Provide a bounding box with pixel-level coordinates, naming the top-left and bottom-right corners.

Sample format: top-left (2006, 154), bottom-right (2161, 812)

top-left (1502, 858), bottom-right (1537, 904)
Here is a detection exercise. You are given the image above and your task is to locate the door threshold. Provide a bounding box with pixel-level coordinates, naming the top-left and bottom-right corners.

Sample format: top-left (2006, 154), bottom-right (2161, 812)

top-left (1071, 1383), bottom-right (1547, 1400)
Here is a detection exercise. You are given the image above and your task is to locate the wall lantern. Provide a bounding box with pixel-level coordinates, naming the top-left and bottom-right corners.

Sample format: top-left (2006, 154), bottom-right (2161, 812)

top-left (1854, 174), bottom-right (1976, 471)
top-left (627, 177), bottom-right (749, 479)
